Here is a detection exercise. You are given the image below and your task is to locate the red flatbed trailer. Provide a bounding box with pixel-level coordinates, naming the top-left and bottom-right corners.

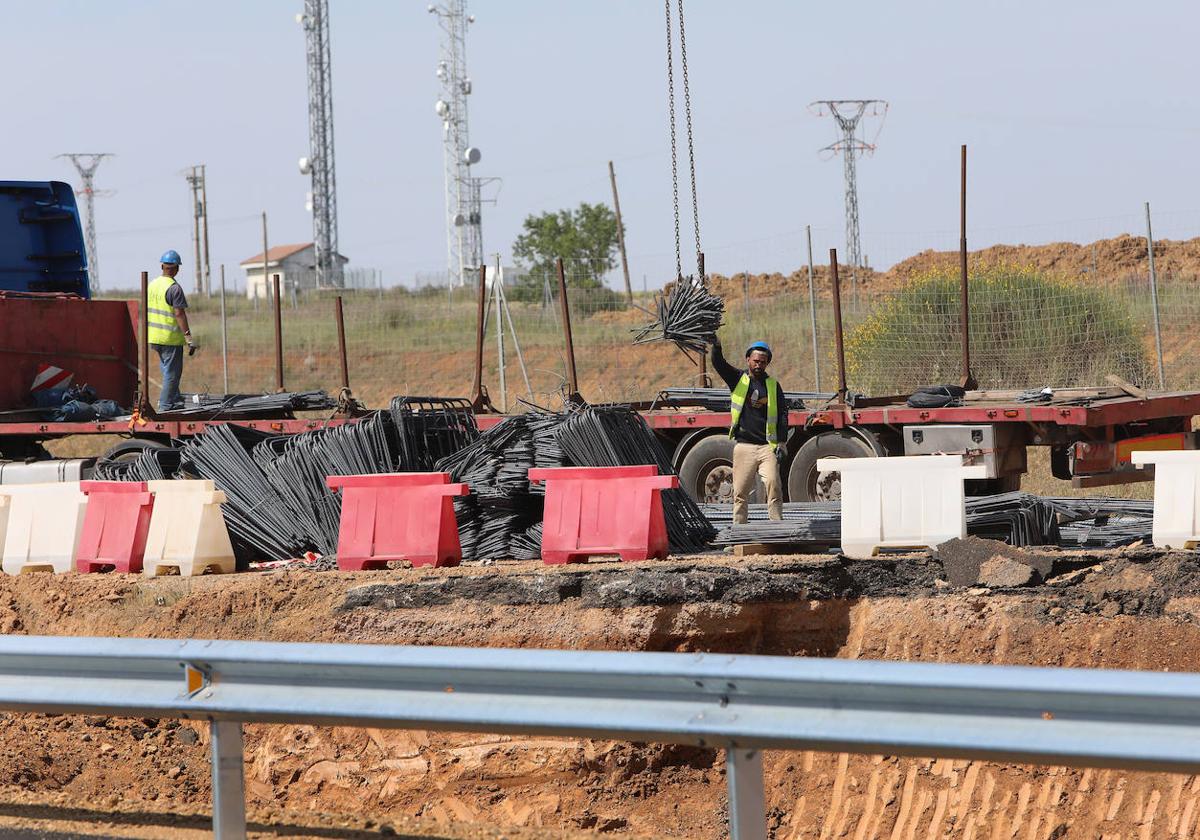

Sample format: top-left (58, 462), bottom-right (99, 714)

top-left (2, 295), bottom-right (1196, 502)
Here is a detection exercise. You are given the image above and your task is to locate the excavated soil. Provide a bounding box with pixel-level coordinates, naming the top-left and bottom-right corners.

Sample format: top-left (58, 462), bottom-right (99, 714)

top-left (0, 549), bottom-right (1199, 838)
top-left (703, 233), bottom-right (1200, 301)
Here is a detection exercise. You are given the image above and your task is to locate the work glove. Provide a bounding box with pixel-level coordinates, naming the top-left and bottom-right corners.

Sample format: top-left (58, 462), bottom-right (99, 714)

top-left (775, 444), bottom-right (787, 468)
top-left (711, 335), bottom-right (721, 352)
top-left (186, 336), bottom-right (197, 357)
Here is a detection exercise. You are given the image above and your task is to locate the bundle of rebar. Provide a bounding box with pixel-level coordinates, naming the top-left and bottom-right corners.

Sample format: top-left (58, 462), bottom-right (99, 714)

top-left (160, 390), bottom-right (336, 418)
top-left (254, 412), bottom-right (396, 556)
top-left (633, 276), bottom-right (724, 356)
top-left (553, 407), bottom-right (715, 552)
top-left (93, 447), bottom-right (184, 483)
top-left (1045, 496), bottom-right (1154, 548)
top-left (706, 493), bottom-right (1075, 550)
top-left (435, 413), bottom-right (570, 560)
top-left (658, 387), bottom-right (832, 412)
top-left (180, 425), bottom-right (303, 563)
top-left (389, 396), bottom-right (479, 470)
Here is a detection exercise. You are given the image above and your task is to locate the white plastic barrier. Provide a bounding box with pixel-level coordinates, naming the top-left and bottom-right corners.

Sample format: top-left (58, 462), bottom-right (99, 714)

top-left (0, 482), bottom-right (88, 574)
top-left (817, 454), bottom-right (987, 558)
top-left (143, 480), bottom-right (236, 577)
top-left (1130, 450), bottom-right (1200, 549)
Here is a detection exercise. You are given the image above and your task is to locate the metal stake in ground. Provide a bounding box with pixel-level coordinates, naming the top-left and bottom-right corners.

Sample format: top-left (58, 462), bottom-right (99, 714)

top-left (273, 273), bottom-right (284, 393)
top-left (556, 257), bottom-right (582, 404)
top-left (959, 144), bottom-right (977, 390)
top-left (335, 295), bottom-right (349, 392)
top-left (1146, 201), bottom-right (1166, 390)
top-left (829, 249), bottom-right (848, 405)
top-left (220, 264), bottom-right (229, 394)
top-left (139, 270), bottom-right (150, 414)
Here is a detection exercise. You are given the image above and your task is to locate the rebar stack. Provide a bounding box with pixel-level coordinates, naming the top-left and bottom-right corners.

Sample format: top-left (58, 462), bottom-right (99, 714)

top-left (389, 396), bottom-right (479, 470)
top-left (93, 447), bottom-right (184, 483)
top-left (633, 276), bottom-right (724, 356)
top-left (159, 390), bottom-right (336, 418)
top-left (435, 413), bottom-right (570, 560)
top-left (553, 407), bottom-right (715, 552)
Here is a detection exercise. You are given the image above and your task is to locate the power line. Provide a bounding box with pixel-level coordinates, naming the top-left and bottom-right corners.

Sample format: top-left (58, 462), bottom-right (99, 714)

top-left (810, 100), bottom-right (888, 269)
top-left (56, 153), bottom-right (114, 294)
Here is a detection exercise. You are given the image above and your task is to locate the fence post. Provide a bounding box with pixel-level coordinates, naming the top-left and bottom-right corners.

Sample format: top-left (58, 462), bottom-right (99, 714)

top-left (1146, 201), bottom-right (1166, 390)
top-left (272, 273), bottom-right (284, 393)
top-left (726, 748), bottom-right (767, 840)
top-left (806, 225), bottom-right (820, 390)
top-left (210, 719), bottom-right (247, 839)
top-left (219, 264), bottom-right (229, 394)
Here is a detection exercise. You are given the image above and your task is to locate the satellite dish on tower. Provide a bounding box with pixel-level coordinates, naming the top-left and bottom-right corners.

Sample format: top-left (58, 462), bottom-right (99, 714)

top-left (464, 147), bottom-right (481, 165)
top-left (434, 100), bottom-right (449, 117)
top-left (298, 156), bottom-right (312, 175)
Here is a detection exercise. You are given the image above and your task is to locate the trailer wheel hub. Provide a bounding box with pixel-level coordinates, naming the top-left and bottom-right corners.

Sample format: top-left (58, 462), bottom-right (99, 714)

top-left (813, 466), bottom-right (842, 501)
top-left (702, 465), bottom-right (734, 504)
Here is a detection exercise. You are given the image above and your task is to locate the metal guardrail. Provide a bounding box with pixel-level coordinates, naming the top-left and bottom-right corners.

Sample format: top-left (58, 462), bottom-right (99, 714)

top-left (1, 636), bottom-right (1200, 839)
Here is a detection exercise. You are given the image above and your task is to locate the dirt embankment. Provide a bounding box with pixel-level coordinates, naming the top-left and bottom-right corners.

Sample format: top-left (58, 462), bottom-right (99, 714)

top-left (0, 551), bottom-right (1198, 837)
top-left (703, 233), bottom-right (1200, 302)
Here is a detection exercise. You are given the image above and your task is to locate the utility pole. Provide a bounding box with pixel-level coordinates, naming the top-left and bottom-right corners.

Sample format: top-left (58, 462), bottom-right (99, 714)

top-left (809, 100), bottom-right (887, 271)
top-left (608, 161), bottom-right (633, 303)
top-left (184, 166), bottom-right (209, 295)
top-left (56, 153), bottom-right (113, 295)
top-left (298, 0), bottom-right (342, 288)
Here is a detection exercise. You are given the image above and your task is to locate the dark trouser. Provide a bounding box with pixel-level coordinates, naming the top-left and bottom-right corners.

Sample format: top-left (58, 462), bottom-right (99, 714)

top-left (152, 343), bottom-right (184, 411)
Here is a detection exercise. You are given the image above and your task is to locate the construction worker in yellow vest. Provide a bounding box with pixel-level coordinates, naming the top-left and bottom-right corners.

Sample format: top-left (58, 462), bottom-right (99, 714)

top-left (711, 337), bottom-right (788, 524)
top-left (147, 250), bottom-right (196, 412)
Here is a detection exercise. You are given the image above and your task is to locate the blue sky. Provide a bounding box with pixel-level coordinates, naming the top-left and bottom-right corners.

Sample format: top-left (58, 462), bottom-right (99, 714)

top-left (6, 1), bottom-right (1199, 291)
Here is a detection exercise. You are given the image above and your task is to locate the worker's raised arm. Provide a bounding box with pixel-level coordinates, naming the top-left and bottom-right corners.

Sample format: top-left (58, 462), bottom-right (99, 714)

top-left (710, 338), bottom-right (742, 390)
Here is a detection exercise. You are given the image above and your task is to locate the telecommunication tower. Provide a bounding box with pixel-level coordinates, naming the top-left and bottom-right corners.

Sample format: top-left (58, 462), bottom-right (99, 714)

top-left (297, 0), bottom-right (342, 288)
top-left (429, 1), bottom-right (484, 286)
top-left (56, 153), bottom-right (113, 294)
top-left (810, 100), bottom-right (888, 269)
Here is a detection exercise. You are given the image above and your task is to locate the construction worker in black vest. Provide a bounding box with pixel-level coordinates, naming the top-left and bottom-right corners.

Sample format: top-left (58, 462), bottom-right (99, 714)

top-left (711, 337), bottom-right (787, 524)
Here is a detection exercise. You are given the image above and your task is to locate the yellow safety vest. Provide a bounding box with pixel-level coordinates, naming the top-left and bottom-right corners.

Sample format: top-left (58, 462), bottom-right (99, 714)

top-left (147, 275), bottom-right (185, 346)
top-left (729, 373), bottom-right (779, 449)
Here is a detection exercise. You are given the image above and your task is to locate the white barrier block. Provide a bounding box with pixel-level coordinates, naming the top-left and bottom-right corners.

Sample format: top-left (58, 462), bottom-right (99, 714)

top-left (143, 480), bottom-right (236, 577)
top-left (0, 482), bottom-right (88, 574)
top-left (1130, 450), bottom-right (1200, 549)
top-left (817, 455), bottom-right (988, 558)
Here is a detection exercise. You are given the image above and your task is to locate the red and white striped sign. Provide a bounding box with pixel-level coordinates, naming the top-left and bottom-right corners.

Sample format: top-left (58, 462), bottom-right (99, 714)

top-left (30, 363), bottom-right (74, 392)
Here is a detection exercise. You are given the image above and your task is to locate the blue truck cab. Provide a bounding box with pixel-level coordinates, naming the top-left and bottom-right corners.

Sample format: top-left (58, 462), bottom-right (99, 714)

top-left (0, 181), bottom-right (89, 298)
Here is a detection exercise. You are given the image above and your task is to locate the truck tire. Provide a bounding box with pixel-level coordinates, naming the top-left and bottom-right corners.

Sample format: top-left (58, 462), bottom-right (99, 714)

top-left (788, 431), bottom-right (877, 502)
top-left (101, 438), bottom-right (172, 463)
top-left (678, 435), bottom-right (737, 504)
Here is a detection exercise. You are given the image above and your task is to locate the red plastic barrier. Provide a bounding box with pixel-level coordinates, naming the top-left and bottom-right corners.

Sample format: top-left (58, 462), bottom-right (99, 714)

top-left (528, 466), bottom-right (680, 564)
top-left (76, 481), bottom-right (155, 573)
top-left (326, 473), bottom-right (469, 570)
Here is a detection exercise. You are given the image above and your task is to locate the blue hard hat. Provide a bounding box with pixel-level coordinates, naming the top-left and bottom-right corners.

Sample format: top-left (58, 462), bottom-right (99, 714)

top-left (160, 249), bottom-right (182, 265)
top-left (745, 341), bottom-right (772, 361)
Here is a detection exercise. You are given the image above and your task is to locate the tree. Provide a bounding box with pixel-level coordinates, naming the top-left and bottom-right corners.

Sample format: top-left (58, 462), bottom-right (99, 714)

top-left (510, 203), bottom-right (623, 309)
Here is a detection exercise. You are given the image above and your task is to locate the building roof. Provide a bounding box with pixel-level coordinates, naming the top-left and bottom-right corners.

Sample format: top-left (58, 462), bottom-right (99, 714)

top-left (239, 243), bottom-right (312, 266)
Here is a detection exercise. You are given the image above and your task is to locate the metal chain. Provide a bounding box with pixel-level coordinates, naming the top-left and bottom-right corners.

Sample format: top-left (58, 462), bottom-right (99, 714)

top-left (676, 0), bottom-right (701, 279)
top-left (665, 0), bottom-right (681, 281)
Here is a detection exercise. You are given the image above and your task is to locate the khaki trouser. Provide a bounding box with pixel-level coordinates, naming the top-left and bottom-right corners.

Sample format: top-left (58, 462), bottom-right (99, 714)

top-left (732, 442), bottom-right (783, 524)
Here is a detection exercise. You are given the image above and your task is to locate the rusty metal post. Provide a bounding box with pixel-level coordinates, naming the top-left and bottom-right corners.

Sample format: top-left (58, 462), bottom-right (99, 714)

top-left (698, 252), bottom-right (711, 387)
top-left (272, 273), bottom-right (284, 393)
top-left (470, 263), bottom-right (488, 409)
top-left (959, 144), bottom-right (977, 390)
top-left (829, 249), bottom-right (848, 403)
top-left (139, 270), bottom-right (150, 413)
top-left (334, 295), bottom-right (350, 391)
top-left (556, 257), bottom-right (581, 402)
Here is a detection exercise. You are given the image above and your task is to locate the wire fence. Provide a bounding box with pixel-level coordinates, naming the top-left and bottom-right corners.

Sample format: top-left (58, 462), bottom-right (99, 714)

top-left (117, 238), bottom-right (1200, 411)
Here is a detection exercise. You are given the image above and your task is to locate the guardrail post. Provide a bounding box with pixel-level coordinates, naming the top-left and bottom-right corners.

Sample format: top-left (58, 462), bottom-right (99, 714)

top-left (211, 719), bottom-right (247, 840)
top-left (726, 748), bottom-right (767, 840)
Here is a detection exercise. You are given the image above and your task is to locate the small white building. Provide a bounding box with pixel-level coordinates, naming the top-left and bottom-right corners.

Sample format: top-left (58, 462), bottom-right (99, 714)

top-left (240, 243), bottom-right (349, 299)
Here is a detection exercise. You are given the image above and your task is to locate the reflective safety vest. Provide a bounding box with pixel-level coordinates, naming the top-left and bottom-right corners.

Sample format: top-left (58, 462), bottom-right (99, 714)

top-left (729, 373), bottom-right (779, 449)
top-left (147, 275), bottom-right (185, 346)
